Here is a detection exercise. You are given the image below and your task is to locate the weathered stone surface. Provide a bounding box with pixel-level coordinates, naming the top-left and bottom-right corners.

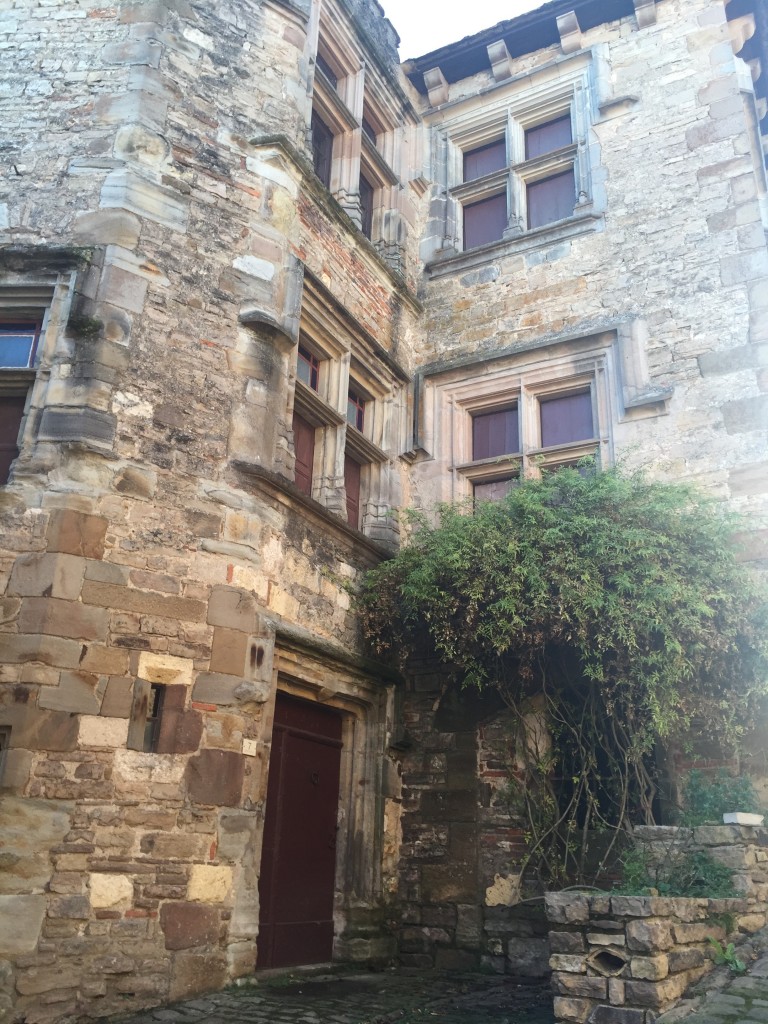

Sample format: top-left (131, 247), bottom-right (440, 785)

top-left (206, 586), bottom-right (258, 632)
top-left (46, 509), bottom-right (108, 559)
top-left (0, 797), bottom-right (72, 894)
top-left (8, 552), bottom-right (86, 600)
top-left (588, 1007), bottom-right (646, 1024)
top-left (160, 903), bottom-right (220, 950)
top-left (626, 920), bottom-right (674, 952)
top-left (551, 931), bottom-right (586, 953)
top-left (630, 954), bottom-right (669, 981)
top-left (0, 897), bottom-right (46, 954)
top-left (169, 951), bottom-right (227, 1000)
top-left (185, 749), bottom-right (244, 807)
top-left (187, 865), bottom-right (233, 904)
top-left (78, 715), bottom-right (130, 748)
top-left (553, 996), bottom-right (598, 1022)
top-left (38, 671), bottom-right (106, 714)
top-left (90, 873), bottom-right (133, 909)
top-left (553, 974), bottom-right (608, 999)
top-left (507, 937), bottom-right (550, 977)
top-left (624, 974), bottom-right (688, 1008)
top-left (18, 597), bottom-right (108, 641)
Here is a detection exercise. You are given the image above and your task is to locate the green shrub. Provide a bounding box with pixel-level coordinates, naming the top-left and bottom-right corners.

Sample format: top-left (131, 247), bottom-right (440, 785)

top-left (680, 769), bottom-right (762, 826)
top-left (615, 845), bottom-right (740, 898)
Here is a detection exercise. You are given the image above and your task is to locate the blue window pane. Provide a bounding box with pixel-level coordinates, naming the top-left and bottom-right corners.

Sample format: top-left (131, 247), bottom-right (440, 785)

top-left (0, 323), bottom-right (40, 368)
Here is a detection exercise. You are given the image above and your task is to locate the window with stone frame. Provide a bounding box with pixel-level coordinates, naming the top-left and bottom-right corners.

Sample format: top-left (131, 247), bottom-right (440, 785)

top-left (458, 375), bottom-right (601, 500)
top-left (0, 305), bottom-right (47, 485)
top-left (290, 278), bottom-right (401, 539)
top-left (309, 22), bottom-right (403, 257)
top-left (431, 53), bottom-right (597, 260)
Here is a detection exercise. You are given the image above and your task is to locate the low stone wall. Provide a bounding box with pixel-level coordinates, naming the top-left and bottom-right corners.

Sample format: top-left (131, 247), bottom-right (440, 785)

top-left (546, 825), bottom-right (768, 1024)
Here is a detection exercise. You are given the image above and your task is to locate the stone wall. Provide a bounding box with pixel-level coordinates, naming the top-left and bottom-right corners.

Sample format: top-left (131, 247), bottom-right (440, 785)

top-left (547, 825), bottom-right (768, 1024)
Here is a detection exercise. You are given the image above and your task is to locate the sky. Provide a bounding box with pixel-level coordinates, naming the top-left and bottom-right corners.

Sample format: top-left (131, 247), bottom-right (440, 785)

top-left (381, 0), bottom-right (548, 60)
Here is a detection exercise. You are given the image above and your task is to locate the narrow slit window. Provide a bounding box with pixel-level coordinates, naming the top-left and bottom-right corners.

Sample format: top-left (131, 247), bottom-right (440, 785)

top-left (344, 452), bottom-right (362, 527)
top-left (359, 173), bottom-right (374, 240)
top-left (292, 412), bottom-right (315, 496)
top-left (311, 110), bottom-right (334, 189)
top-left (143, 684), bottom-right (165, 753)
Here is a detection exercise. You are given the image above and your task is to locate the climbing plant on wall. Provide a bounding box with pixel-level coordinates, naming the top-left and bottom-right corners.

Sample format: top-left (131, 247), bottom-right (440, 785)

top-left (361, 468), bottom-right (768, 887)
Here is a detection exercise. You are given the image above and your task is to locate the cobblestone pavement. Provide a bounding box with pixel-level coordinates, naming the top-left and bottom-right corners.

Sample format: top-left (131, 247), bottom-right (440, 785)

top-left (114, 931), bottom-right (768, 1024)
top-left (114, 970), bottom-right (554, 1024)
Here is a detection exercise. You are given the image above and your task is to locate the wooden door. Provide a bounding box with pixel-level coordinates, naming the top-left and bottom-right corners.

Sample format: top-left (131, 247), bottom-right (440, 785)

top-left (257, 693), bottom-right (343, 968)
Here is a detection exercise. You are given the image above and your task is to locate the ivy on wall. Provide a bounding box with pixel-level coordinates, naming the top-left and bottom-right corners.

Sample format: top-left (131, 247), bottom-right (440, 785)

top-left (362, 468), bottom-right (768, 886)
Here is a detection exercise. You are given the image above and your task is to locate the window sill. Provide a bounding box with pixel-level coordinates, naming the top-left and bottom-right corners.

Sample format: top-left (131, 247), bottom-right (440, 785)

top-left (231, 459), bottom-right (394, 561)
top-left (425, 209), bottom-right (602, 280)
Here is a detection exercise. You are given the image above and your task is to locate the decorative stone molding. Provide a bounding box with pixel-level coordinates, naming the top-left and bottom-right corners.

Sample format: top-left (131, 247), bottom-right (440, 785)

top-left (557, 12), bottom-right (583, 54)
top-left (424, 66), bottom-right (449, 107)
top-left (487, 39), bottom-right (513, 82)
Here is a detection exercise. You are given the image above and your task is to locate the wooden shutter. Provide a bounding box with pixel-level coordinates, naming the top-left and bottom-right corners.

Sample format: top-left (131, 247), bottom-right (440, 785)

top-left (311, 111), bottom-right (333, 188)
top-left (540, 392), bottom-right (593, 448)
top-left (525, 116), bottom-right (572, 159)
top-left (0, 395), bottom-right (26, 484)
top-left (472, 407), bottom-right (519, 460)
top-left (527, 168), bottom-right (575, 229)
top-left (473, 477), bottom-right (516, 502)
top-left (463, 140), bottom-right (506, 182)
top-left (464, 193), bottom-right (507, 249)
top-left (293, 413), bottom-right (315, 496)
top-left (344, 453), bottom-right (361, 528)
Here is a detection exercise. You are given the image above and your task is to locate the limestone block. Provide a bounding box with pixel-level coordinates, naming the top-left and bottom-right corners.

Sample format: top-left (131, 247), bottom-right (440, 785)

top-left (19, 597), bottom-right (108, 642)
top-left (588, 933), bottom-right (626, 946)
top-left (0, 704), bottom-right (80, 752)
top-left (554, 973), bottom-right (608, 998)
top-left (667, 948), bottom-right (705, 972)
top-left (81, 580), bottom-right (205, 621)
top-left (630, 954), bottom-right (669, 980)
top-left (625, 919), bottom-right (673, 952)
top-left (0, 896), bottom-right (46, 955)
top-left (553, 996), bottom-right (595, 1022)
top-left (608, 978), bottom-right (626, 1005)
top-left (100, 678), bottom-right (134, 718)
top-left (210, 627), bottom-right (249, 676)
top-left (38, 671), bottom-right (107, 714)
top-left (46, 509), bottom-right (108, 559)
top-left (137, 651), bottom-right (193, 687)
top-left (169, 951), bottom-right (227, 1000)
top-left (624, 974), bottom-right (687, 1008)
top-left (0, 797), bottom-right (71, 893)
top-left (737, 913), bottom-right (766, 932)
top-left (78, 715), bottom-right (129, 748)
top-left (71, 209), bottom-right (142, 248)
top-left (551, 932), bottom-right (586, 953)
top-left (485, 873), bottom-right (521, 907)
top-left (160, 902), bottom-right (220, 950)
top-left (8, 552), bottom-right (86, 600)
top-left (90, 873), bottom-right (133, 909)
top-left (206, 586), bottom-right (259, 632)
top-left (80, 645), bottom-right (131, 676)
top-left (187, 865), bottom-right (233, 904)
top-left (546, 892), bottom-right (591, 924)
top-left (610, 896), bottom-right (654, 918)
top-left (551, 954), bottom-right (587, 972)
top-left (185, 749), bottom-right (244, 807)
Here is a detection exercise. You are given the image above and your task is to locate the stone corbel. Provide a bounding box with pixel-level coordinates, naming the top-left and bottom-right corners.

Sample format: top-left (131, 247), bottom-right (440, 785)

top-left (633, 0), bottom-right (657, 28)
top-left (557, 12), bottom-right (582, 54)
top-left (617, 319), bottom-right (673, 414)
top-left (424, 67), bottom-right (449, 107)
top-left (487, 40), bottom-right (513, 82)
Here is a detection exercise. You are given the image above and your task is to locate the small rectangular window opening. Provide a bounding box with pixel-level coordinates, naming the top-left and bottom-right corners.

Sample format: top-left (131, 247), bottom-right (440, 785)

top-left (472, 406), bottom-right (519, 460)
top-left (315, 51), bottom-right (338, 88)
top-left (359, 174), bottom-right (374, 240)
top-left (143, 684), bottom-right (165, 753)
top-left (464, 139), bottom-right (507, 182)
top-left (297, 346), bottom-right (320, 391)
top-left (539, 391), bottom-right (594, 448)
top-left (347, 389), bottom-right (366, 431)
top-left (0, 321), bottom-right (42, 369)
top-left (0, 726), bottom-right (10, 782)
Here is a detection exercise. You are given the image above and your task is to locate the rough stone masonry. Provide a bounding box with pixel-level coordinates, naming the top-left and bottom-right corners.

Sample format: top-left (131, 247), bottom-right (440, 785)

top-left (1, 0), bottom-right (767, 1021)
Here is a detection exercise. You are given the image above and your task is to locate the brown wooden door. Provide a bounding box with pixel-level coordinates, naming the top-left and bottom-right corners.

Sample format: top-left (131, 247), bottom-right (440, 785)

top-left (257, 693), bottom-right (343, 969)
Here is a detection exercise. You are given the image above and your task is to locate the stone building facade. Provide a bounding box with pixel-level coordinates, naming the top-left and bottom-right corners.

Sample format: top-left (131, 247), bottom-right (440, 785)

top-left (0, 0), bottom-right (767, 1019)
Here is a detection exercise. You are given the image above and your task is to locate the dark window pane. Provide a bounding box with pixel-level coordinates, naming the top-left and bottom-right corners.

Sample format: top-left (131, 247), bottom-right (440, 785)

top-left (527, 168), bottom-right (575, 229)
top-left (315, 52), bottom-right (338, 88)
top-left (297, 346), bottom-right (320, 391)
top-left (472, 407), bottom-right (519, 460)
top-left (344, 452), bottom-right (361, 527)
top-left (362, 117), bottom-right (377, 143)
top-left (293, 412), bottom-right (315, 495)
top-left (464, 139), bottom-right (506, 181)
top-left (359, 173), bottom-right (374, 240)
top-left (311, 110), bottom-right (334, 188)
top-left (464, 193), bottom-right (507, 249)
top-left (540, 392), bottom-right (594, 448)
top-left (0, 395), bottom-right (26, 484)
top-left (473, 477), bottom-right (516, 502)
top-left (0, 322), bottom-right (41, 368)
top-left (347, 390), bottom-right (365, 431)
top-left (525, 116), bottom-right (572, 159)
